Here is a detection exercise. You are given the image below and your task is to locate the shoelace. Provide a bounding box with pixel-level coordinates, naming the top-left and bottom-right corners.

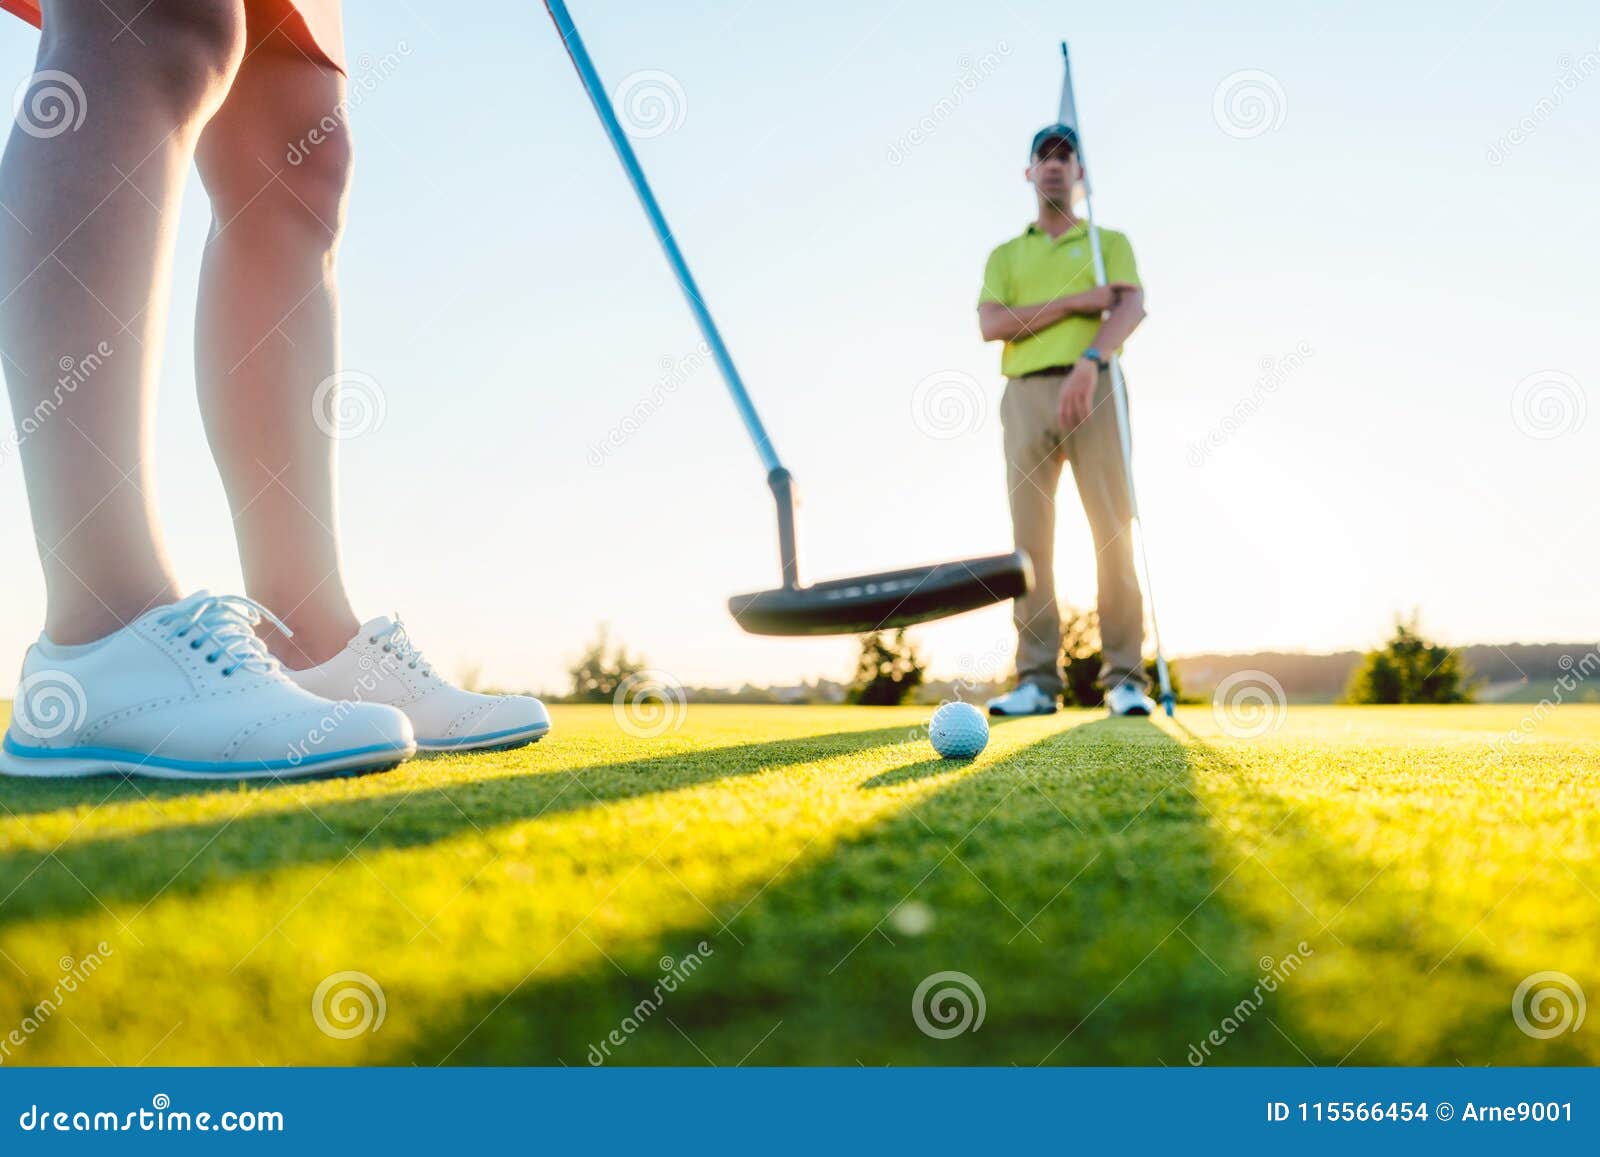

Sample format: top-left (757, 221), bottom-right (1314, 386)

top-left (158, 595), bottom-right (289, 678)
top-left (369, 618), bottom-right (433, 679)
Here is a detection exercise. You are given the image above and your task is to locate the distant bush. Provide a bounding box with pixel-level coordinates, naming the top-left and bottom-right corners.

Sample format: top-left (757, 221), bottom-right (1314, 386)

top-left (1061, 604), bottom-right (1104, 707)
top-left (1059, 603), bottom-right (1185, 706)
top-left (567, 624), bottom-right (646, 703)
top-left (848, 629), bottom-right (926, 706)
top-left (1346, 615), bottom-right (1473, 704)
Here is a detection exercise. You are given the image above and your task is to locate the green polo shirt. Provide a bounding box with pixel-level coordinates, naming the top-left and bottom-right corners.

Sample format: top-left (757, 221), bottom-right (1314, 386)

top-left (978, 220), bottom-right (1140, 377)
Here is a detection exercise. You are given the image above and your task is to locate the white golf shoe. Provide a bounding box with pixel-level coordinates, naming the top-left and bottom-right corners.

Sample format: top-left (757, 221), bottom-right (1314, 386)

top-left (1106, 681), bottom-right (1157, 717)
top-left (986, 682), bottom-right (1059, 716)
top-left (0, 593), bottom-right (416, 780)
top-left (287, 615), bottom-right (551, 753)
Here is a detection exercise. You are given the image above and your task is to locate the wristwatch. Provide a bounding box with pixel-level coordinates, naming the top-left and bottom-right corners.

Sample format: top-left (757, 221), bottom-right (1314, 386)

top-left (1082, 347), bottom-right (1107, 368)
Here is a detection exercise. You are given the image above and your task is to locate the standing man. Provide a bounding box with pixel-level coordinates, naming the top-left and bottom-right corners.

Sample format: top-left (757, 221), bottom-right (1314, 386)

top-left (981, 125), bottom-right (1155, 717)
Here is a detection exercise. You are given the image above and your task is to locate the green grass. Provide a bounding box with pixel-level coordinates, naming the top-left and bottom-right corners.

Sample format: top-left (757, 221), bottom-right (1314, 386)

top-left (1, 702), bottom-right (1596, 1066)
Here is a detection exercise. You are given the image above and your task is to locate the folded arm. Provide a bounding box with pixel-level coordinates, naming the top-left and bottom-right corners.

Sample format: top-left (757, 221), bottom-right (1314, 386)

top-left (977, 283), bottom-right (1140, 343)
top-left (1087, 284), bottom-right (1146, 352)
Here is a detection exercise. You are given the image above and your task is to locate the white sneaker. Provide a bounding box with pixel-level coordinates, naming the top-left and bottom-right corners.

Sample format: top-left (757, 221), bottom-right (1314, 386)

top-left (0, 593), bottom-right (416, 780)
top-left (287, 616), bottom-right (551, 753)
top-left (1106, 681), bottom-right (1157, 717)
top-left (986, 683), bottom-right (1058, 716)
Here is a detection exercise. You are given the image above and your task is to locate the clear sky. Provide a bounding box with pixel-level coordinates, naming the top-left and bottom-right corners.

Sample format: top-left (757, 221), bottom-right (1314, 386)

top-left (1, 0), bottom-right (1596, 695)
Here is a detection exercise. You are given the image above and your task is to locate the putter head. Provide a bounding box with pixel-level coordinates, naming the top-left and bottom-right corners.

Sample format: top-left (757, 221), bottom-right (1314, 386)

top-left (728, 551), bottom-right (1033, 637)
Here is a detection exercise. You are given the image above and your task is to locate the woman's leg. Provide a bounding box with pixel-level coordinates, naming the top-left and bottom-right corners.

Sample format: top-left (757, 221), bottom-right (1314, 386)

top-left (0, 0), bottom-right (245, 643)
top-left (193, 32), bottom-right (357, 669)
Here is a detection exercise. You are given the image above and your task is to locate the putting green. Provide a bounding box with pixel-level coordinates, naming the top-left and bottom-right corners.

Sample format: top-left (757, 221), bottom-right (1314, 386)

top-left (0, 702), bottom-right (1595, 1065)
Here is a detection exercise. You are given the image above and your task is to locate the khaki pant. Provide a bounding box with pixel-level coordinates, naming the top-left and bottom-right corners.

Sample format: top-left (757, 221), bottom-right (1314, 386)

top-left (1000, 367), bottom-right (1146, 696)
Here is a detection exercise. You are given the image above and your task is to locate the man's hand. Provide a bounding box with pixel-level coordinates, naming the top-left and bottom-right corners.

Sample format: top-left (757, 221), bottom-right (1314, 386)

top-left (1057, 359), bottom-right (1099, 430)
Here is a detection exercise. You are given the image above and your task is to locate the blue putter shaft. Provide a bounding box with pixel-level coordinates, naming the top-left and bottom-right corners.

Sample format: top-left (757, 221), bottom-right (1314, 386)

top-left (543, 0), bottom-right (782, 476)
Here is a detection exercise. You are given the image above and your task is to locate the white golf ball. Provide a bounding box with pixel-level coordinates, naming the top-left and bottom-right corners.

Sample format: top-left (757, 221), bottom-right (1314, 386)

top-left (928, 701), bottom-right (989, 759)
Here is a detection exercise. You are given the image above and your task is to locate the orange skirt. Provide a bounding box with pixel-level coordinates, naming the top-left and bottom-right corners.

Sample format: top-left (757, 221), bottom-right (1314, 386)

top-left (0, 0), bottom-right (345, 73)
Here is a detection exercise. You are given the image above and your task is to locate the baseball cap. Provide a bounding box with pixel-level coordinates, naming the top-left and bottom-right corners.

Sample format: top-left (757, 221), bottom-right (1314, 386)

top-left (1029, 123), bottom-right (1080, 159)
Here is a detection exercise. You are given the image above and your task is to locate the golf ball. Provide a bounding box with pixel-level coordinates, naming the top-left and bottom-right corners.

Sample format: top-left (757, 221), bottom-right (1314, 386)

top-left (928, 701), bottom-right (989, 759)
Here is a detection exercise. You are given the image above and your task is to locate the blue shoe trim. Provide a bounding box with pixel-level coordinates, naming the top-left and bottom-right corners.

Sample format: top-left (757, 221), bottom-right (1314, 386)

top-left (417, 722), bottom-right (550, 749)
top-left (2, 732), bottom-right (408, 774)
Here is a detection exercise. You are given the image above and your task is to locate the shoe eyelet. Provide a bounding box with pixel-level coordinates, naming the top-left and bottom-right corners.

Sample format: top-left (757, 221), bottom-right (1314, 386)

top-left (190, 640), bottom-right (201, 649)
top-left (368, 636), bottom-right (377, 644)
top-left (206, 654), bottom-right (219, 663)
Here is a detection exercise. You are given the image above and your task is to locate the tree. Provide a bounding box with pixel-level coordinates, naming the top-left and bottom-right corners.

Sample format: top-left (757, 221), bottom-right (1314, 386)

top-left (1059, 602), bottom-right (1184, 707)
top-left (1346, 614), bottom-right (1473, 704)
top-left (847, 629), bottom-right (926, 706)
top-left (568, 624), bottom-right (646, 702)
top-left (1061, 604), bottom-right (1105, 708)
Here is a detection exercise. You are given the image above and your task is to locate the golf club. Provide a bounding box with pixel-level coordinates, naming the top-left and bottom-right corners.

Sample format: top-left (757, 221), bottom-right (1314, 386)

top-left (542, 0), bottom-right (1032, 636)
top-left (1057, 41), bottom-right (1176, 716)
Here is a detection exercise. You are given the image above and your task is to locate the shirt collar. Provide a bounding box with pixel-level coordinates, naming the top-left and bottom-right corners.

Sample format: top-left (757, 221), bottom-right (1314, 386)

top-left (1023, 219), bottom-right (1089, 242)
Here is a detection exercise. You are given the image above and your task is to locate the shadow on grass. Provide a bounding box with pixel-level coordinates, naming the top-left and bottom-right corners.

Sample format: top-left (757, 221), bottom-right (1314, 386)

top-left (0, 722), bottom-right (925, 819)
top-left (859, 757), bottom-right (959, 789)
top-left (397, 716), bottom-right (1319, 1066)
top-left (860, 708), bottom-right (1099, 788)
top-left (0, 724), bottom-right (927, 930)
top-left (13, 711), bottom-right (1584, 1066)
top-left (405, 716), bottom-right (1598, 1065)
top-left (1169, 724), bottom-right (1599, 1066)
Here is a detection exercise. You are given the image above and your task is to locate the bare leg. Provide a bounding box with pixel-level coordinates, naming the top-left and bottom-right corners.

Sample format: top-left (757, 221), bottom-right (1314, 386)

top-left (0, 0), bottom-right (245, 643)
top-left (194, 34), bottom-right (357, 669)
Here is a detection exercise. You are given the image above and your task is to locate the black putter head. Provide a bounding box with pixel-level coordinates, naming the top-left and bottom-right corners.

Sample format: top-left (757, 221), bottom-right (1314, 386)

top-left (728, 550), bottom-right (1033, 637)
